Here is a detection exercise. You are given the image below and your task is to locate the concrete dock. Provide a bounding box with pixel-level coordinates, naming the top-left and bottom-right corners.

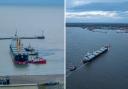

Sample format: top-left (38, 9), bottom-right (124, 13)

top-left (0, 74), bottom-right (64, 89)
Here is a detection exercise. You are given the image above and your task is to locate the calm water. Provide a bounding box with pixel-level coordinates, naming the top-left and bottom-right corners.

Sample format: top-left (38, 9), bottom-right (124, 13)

top-left (0, 6), bottom-right (64, 75)
top-left (66, 27), bottom-right (128, 89)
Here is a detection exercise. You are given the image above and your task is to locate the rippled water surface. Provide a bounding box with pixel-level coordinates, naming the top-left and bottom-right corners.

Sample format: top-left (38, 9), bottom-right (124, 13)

top-left (66, 27), bottom-right (128, 89)
top-left (0, 6), bottom-right (64, 75)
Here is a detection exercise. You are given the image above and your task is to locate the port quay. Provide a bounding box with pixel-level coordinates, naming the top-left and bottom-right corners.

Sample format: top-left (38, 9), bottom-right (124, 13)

top-left (0, 84), bottom-right (38, 89)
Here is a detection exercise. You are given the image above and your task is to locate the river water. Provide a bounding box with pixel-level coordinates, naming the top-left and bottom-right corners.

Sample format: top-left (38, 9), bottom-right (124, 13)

top-left (0, 6), bottom-right (64, 75)
top-left (66, 27), bottom-right (128, 89)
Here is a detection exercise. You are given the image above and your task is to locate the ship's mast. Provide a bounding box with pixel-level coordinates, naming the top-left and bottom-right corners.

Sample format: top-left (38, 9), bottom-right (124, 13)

top-left (15, 30), bottom-right (21, 53)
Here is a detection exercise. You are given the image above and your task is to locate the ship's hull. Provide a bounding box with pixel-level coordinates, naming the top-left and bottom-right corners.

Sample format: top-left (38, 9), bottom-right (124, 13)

top-left (10, 45), bottom-right (28, 65)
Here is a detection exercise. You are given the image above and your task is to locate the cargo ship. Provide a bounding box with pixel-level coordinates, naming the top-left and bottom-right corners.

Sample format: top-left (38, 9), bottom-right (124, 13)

top-left (10, 34), bottom-right (28, 64)
top-left (10, 32), bottom-right (46, 65)
top-left (82, 45), bottom-right (109, 64)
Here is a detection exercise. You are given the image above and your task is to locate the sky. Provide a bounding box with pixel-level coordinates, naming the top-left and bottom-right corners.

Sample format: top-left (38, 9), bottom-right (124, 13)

top-left (66, 0), bottom-right (128, 23)
top-left (0, 0), bottom-right (64, 6)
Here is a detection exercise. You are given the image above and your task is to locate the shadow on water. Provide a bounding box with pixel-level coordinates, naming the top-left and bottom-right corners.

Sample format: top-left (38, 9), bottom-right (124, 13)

top-left (13, 63), bottom-right (29, 68)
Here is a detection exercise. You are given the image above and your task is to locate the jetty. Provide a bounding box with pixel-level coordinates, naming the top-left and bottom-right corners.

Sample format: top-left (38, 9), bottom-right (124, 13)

top-left (0, 31), bottom-right (45, 40)
top-left (0, 36), bottom-right (45, 40)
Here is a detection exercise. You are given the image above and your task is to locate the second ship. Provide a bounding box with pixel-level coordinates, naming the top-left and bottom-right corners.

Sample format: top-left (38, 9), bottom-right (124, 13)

top-left (82, 45), bottom-right (109, 64)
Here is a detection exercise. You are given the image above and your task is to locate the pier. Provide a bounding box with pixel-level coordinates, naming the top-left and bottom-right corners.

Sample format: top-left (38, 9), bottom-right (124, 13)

top-left (0, 36), bottom-right (45, 40)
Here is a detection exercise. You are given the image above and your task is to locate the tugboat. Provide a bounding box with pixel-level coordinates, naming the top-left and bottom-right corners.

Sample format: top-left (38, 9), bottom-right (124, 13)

top-left (82, 45), bottom-right (109, 64)
top-left (10, 33), bottom-right (28, 64)
top-left (24, 44), bottom-right (38, 55)
top-left (24, 44), bottom-right (34, 51)
top-left (68, 65), bottom-right (77, 71)
top-left (28, 55), bottom-right (46, 64)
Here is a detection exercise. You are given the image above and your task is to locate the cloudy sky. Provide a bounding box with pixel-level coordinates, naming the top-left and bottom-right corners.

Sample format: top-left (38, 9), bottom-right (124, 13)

top-left (0, 0), bottom-right (63, 6)
top-left (66, 0), bottom-right (128, 23)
